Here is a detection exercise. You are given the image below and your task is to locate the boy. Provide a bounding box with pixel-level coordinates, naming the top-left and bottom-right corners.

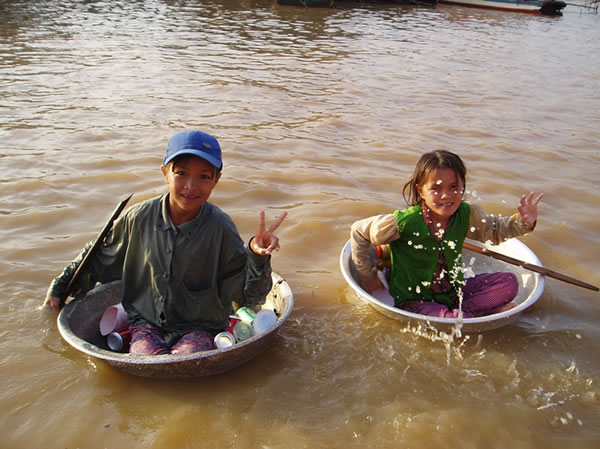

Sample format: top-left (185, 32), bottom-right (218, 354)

top-left (44, 130), bottom-right (287, 355)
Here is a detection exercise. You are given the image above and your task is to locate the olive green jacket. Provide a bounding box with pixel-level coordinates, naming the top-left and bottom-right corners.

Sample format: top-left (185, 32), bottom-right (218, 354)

top-left (49, 194), bottom-right (272, 344)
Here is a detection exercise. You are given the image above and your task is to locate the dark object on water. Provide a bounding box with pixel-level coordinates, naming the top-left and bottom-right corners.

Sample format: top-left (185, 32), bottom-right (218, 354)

top-left (540, 0), bottom-right (567, 15)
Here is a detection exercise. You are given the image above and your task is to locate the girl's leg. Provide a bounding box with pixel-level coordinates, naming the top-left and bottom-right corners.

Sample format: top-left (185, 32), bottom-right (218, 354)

top-left (129, 323), bottom-right (170, 355)
top-left (459, 272), bottom-right (518, 317)
top-left (170, 330), bottom-right (215, 355)
top-left (400, 300), bottom-right (469, 318)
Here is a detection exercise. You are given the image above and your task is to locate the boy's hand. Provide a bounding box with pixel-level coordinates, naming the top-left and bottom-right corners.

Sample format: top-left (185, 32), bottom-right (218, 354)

top-left (42, 294), bottom-right (61, 313)
top-left (250, 211), bottom-right (288, 256)
top-left (518, 192), bottom-right (544, 228)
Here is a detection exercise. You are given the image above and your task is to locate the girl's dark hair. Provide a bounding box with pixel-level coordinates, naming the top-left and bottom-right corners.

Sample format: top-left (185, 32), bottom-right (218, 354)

top-left (402, 150), bottom-right (466, 206)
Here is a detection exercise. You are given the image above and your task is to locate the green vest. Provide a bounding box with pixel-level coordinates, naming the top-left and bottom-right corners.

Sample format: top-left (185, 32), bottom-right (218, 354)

top-left (388, 202), bottom-right (470, 307)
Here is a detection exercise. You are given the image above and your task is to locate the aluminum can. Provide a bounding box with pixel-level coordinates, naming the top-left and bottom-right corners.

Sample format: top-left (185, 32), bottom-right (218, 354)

top-left (107, 329), bottom-right (131, 352)
top-left (236, 306), bottom-right (256, 324)
top-left (214, 331), bottom-right (236, 349)
top-left (227, 316), bottom-right (241, 334)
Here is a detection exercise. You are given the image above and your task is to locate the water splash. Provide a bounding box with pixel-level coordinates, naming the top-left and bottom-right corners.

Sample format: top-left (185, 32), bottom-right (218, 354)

top-left (397, 319), bottom-right (471, 365)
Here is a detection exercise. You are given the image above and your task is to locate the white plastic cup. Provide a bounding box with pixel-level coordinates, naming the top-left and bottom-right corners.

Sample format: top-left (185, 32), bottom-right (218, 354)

top-left (99, 303), bottom-right (129, 336)
top-left (252, 309), bottom-right (277, 335)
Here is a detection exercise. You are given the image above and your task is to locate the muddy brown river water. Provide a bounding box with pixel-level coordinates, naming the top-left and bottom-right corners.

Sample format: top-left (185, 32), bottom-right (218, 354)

top-left (1, 1), bottom-right (599, 447)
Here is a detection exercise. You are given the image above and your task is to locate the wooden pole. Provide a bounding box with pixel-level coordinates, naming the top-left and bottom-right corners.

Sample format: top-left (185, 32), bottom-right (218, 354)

top-left (462, 241), bottom-right (598, 292)
top-left (59, 194), bottom-right (133, 309)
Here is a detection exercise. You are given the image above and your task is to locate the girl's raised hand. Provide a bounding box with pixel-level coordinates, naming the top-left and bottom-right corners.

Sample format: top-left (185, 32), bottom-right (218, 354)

top-left (518, 192), bottom-right (544, 227)
top-left (250, 211), bottom-right (288, 256)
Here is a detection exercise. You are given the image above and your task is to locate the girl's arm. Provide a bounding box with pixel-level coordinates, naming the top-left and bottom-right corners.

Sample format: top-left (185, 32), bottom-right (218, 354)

top-left (350, 214), bottom-right (399, 284)
top-left (467, 192), bottom-right (543, 245)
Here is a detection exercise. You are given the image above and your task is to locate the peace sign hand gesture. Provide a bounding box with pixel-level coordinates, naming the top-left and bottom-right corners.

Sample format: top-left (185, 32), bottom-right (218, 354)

top-left (518, 191), bottom-right (544, 228)
top-left (250, 211), bottom-right (288, 256)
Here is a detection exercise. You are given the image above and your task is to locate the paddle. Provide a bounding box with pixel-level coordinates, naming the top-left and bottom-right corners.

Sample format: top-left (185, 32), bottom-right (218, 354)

top-left (59, 194), bottom-right (134, 309)
top-left (462, 241), bottom-right (599, 292)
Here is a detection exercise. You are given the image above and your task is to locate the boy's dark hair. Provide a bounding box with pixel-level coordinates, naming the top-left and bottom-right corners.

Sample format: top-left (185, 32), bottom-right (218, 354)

top-left (402, 150), bottom-right (466, 206)
top-left (169, 154), bottom-right (222, 179)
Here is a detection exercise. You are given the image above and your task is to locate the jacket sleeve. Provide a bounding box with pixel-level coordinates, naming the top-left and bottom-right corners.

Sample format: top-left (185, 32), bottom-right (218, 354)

top-left (47, 215), bottom-right (129, 299)
top-left (216, 223), bottom-right (273, 309)
top-left (466, 203), bottom-right (535, 245)
top-left (350, 213), bottom-right (399, 281)
top-left (242, 243), bottom-right (272, 307)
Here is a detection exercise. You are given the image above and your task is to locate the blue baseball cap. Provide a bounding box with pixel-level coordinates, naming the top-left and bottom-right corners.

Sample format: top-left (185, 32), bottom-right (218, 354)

top-left (163, 130), bottom-right (223, 169)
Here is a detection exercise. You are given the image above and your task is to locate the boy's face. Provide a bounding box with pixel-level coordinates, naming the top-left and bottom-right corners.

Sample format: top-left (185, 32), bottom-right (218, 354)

top-left (161, 156), bottom-right (221, 225)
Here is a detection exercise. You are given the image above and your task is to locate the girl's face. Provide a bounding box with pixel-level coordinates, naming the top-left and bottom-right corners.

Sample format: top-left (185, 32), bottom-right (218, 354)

top-left (417, 168), bottom-right (464, 224)
top-left (161, 156), bottom-right (221, 225)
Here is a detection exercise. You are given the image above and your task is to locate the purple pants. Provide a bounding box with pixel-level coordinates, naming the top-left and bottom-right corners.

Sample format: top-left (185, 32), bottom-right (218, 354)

top-left (129, 323), bottom-right (215, 355)
top-left (400, 272), bottom-right (518, 318)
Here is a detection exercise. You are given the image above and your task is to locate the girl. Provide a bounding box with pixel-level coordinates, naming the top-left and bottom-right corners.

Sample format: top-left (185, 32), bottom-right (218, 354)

top-left (350, 150), bottom-right (543, 318)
